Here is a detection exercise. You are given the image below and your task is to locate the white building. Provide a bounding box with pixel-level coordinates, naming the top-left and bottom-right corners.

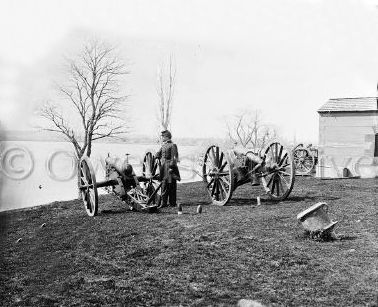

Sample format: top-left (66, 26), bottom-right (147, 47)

top-left (316, 97), bottom-right (378, 178)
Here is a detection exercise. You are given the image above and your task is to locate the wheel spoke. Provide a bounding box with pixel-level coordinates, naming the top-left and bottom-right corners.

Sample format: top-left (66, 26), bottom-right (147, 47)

top-left (89, 191), bottom-right (96, 211)
top-left (278, 177), bottom-right (285, 194)
top-left (275, 176), bottom-right (280, 196)
top-left (281, 169), bottom-right (292, 176)
top-left (267, 174), bottom-right (274, 188)
top-left (215, 146), bottom-right (219, 167)
top-left (215, 179), bottom-right (220, 200)
top-left (220, 176), bottom-right (230, 187)
top-left (218, 172), bottom-right (230, 176)
top-left (218, 179), bottom-right (227, 195)
top-left (210, 147), bottom-right (216, 165)
top-left (218, 152), bottom-right (224, 168)
top-left (207, 178), bottom-right (215, 188)
top-left (216, 180), bottom-right (224, 199)
top-left (219, 161), bottom-right (227, 172)
top-left (279, 153), bottom-right (288, 166)
top-left (277, 145), bottom-right (283, 162)
top-left (211, 180), bottom-right (217, 197)
top-left (278, 172), bottom-right (290, 187)
top-left (271, 175), bottom-right (276, 194)
top-left (274, 143), bottom-right (278, 162)
top-left (152, 160), bottom-right (157, 174)
top-left (80, 167), bottom-right (89, 184)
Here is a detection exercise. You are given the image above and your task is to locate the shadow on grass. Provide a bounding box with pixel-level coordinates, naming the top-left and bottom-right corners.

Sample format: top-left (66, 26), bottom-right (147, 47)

top-left (100, 208), bottom-right (131, 215)
top-left (295, 232), bottom-right (358, 242)
top-left (283, 195), bottom-right (341, 203)
top-left (100, 208), bottom-right (184, 216)
top-left (287, 195), bottom-right (318, 202)
top-left (337, 234), bottom-right (358, 241)
top-left (179, 201), bottom-right (209, 207)
top-left (226, 198), bottom-right (259, 206)
top-left (226, 194), bottom-right (335, 207)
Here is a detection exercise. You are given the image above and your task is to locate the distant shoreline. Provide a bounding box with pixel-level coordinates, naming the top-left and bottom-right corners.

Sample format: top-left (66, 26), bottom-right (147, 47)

top-left (0, 130), bottom-right (226, 146)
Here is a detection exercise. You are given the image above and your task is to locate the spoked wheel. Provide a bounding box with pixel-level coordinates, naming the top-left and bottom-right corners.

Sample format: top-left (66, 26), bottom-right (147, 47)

top-left (202, 145), bottom-right (234, 206)
top-left (79, 156), bottom-right (98, 216)
top-left (261, 142), bottom-right (295, 201)
top-left (142, 152), bottom-right (162, 207)
top-left (293, 147), bottom-right (315, 175)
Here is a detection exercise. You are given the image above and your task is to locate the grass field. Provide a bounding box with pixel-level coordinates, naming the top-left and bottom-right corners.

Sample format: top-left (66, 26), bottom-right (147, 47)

top-left (1, 177), bottom-right (377, 306)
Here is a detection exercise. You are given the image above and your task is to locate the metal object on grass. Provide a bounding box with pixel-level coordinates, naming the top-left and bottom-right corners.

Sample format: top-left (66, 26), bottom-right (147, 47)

top-left (297, 202), bottom-right (338, 238)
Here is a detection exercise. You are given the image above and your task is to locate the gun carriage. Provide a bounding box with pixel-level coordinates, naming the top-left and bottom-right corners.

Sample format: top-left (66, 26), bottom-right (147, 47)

top-left (202, 142), bottom-right (295, 206)
top-left (293, 143), bottom-right (318, 176)
top-left (79, 152), bottom-right (161, 216)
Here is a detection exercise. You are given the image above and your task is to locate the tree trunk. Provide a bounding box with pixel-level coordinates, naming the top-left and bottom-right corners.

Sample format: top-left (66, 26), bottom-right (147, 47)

top-left (77, 158), bottom-right (82, 200)
top-left (87, 139), bottom-right (92, 157)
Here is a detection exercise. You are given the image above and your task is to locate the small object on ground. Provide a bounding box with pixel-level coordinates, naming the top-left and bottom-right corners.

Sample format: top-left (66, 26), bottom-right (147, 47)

top-left (40, 223), bottom-right (46, 228)
top-left (297, 202), bottom-right (338, 240)
top-left (177, 203), bottom-right (183, 215)
top-left (197, 205), bottom-right (202, 214)
top-left (237, 299), bottom-right (266, 307)
top-left (38, 185), bottom-right (42, 189)
top-left (16, 238), bottom-right (22, 243)
top-left (256, 196), bottom-right (261, 206)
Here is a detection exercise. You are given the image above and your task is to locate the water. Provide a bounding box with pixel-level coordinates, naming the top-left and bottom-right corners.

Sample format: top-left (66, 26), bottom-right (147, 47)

top-left (0, 141), bottom-right (203, 211)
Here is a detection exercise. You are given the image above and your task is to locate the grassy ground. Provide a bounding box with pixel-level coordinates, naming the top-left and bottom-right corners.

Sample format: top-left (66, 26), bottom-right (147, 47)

top-left (0, 177), bottom-right (377, 306)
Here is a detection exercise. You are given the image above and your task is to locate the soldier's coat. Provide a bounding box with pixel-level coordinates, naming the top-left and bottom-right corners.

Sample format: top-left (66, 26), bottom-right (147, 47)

top-left (155, 140), bottom-right (181, 182)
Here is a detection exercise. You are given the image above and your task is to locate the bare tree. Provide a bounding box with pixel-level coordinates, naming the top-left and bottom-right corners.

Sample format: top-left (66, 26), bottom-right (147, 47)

top-left (226, 110), bottom-right (277, 152)
top-left (39, 41), bottom-right (128, 191)
top-left (156, 55), bottom-right (176, 131)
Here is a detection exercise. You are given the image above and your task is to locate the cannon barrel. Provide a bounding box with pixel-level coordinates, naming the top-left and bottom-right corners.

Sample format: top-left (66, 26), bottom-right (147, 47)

top-left (96, 179), bottom-right (119, 188)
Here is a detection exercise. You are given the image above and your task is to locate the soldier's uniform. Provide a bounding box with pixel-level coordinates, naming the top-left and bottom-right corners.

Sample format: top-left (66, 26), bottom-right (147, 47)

top-left (156, 131), bottom-right (181, 207)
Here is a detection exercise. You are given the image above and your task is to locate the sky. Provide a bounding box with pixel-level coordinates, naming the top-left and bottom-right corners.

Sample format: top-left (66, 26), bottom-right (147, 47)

top-left (1, 0), bottom-right (378, 144)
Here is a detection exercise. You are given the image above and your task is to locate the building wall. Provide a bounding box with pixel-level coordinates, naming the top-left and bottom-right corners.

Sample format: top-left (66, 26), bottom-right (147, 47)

top-left (316, 112), bottom-right (378, 178)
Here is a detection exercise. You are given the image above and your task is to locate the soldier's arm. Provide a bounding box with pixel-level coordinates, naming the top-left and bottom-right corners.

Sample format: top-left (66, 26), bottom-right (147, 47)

top-left (172, 144), bottom-right (179, 163)
top-left (155, 147), bottom-right (162, 159)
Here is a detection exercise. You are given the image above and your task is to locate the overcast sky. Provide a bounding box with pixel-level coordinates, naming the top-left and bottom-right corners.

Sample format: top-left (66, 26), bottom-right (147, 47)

top-left (1, 0), bottom-right (378, 143)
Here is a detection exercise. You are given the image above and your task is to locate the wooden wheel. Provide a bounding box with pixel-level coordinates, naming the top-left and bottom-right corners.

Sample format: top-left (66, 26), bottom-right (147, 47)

top-left (142, 152), bottom-right (161, 207)
top-left (79, 156), bottom-right (98, 216)
top-left (293, 146), bottom-right (315, 175)
top-left (261, 142), bottom-right (295, 201)
top-left (202, 145), bottom-right (234, 206)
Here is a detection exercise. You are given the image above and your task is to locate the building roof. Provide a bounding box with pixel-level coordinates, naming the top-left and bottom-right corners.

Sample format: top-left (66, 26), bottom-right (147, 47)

top-left (318, 97), bottom-right (378, 113)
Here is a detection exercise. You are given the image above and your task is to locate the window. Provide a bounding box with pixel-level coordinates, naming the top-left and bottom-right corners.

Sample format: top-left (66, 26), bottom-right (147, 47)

top-left (375, 133), bottom-right (378, 157)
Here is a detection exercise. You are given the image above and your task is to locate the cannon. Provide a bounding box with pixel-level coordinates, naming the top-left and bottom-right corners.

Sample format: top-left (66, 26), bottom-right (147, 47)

top-left (79, 152), bottom-right (162, 216)
top-left (202, 142), bottom-right (295, 206)
top-left (293, 143), bottom-right (318, 176)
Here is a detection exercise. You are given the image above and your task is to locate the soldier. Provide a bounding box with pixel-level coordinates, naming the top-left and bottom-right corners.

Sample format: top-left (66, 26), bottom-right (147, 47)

top-left (155, 130), bottom-right (181, 207)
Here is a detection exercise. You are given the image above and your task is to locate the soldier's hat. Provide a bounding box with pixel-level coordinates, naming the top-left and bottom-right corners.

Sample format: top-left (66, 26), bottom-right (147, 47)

top-left (161, 130), bottom-right (172, 139)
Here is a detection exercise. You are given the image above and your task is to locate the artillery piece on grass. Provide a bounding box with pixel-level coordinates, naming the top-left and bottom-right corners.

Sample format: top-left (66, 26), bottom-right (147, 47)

top-left (79, 152), bottom-right (161, 217)
top-left (202, 142), bottom-right (295, 206)
top-left (292, 143), bottom-right (318, 176)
